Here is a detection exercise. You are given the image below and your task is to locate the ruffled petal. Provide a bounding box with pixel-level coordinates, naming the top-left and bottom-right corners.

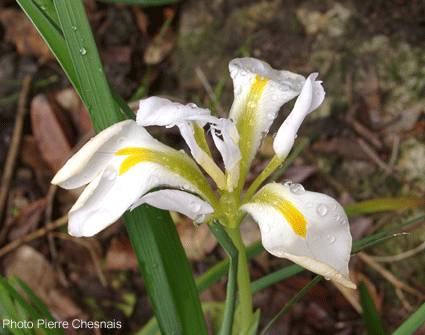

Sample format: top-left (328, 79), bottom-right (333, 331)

top-left (131, 189), bottom-right (214, 223)
top-left (210, 118), bottom-right (241, 191)
top-left (228, 57), bottom-right (305, 185)
top-left (51, 120), bottom-right (166, 189)
top-left (273, 73), bottom-right (325, 158)
top-left (241, 182), bottom-right (355, 289)
top-left (68, 160), bottom-right (202, 237)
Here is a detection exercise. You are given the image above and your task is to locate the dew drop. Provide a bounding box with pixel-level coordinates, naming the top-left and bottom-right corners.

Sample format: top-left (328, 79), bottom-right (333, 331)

top-left (316, 203), bottom-right (328, 216)
top-left (289, 183), bottom-right (305, 195)
top-left (103, 167), bottom-right (117, 181)
top-left (189, 201), bottom-right (202, 213)
top-left (71, 25), bottom-right (77, 31)
top-left (283, 179), bottom-right (293, 187)
top-left (262, 224), bottom-right (271, 233)
top-left (324, 276), bottom-right (331, 281)
top-left (326, 234), bottom-right (336, 244)
top-left (266, 112), bottom-right (274, 120)
top-left (79, 47), bottom-right (87, 55)
top-left (194, 214), bottom-right (206, 224)
top-left (187, 102), bottom-right (197, 108)
top-left (150, 175), bottom-right (159, 185)
top-left (240, 70), bottom-right (247, 76)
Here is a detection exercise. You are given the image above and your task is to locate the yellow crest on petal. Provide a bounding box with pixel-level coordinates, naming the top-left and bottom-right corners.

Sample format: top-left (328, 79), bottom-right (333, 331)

top-left (252, 189), bottom-right (307, 238)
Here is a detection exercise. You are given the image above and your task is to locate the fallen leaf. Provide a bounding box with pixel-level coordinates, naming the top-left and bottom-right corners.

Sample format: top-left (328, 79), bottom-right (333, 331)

top-left (0, 9), bottom-right (52, 59)
top-left (55, 88), bottom-right (93, 136)
top-left (105, 235), bottom-right (138, 271)
top-left (31, 94), bottom-right (74, 171)
top-left (6, 197), bottom-right (47, 241)
top-left (144, 29), bottom-right (175, 65)
top-left (177, 220), bottom-right (217, 261)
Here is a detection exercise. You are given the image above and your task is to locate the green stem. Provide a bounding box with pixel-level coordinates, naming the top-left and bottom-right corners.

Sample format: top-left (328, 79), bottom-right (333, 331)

top-left (210, 221), bottom-right (238, 335)
top-left (243, 155), bottom-right (282, 203)
top-left (226, 227), bottom-right (254, 334)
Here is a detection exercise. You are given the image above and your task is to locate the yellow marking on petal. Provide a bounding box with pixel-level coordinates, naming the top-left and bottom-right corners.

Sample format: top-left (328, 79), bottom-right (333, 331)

top-left (114, 147), bottom-right (219, 207)
top-left (237, 75), bottom-right (269, 190)
top-left (252, 189), bottom-right (307, 238)
top-left (193, 123), bottom-right (212, 157)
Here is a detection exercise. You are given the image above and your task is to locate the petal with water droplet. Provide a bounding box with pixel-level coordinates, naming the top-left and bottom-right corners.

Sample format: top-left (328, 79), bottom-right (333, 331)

top-left (241, 182), bottom-right (355, 289)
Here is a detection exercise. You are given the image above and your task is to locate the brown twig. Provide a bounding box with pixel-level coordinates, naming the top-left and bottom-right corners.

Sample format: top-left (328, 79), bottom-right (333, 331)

top-left (0, 75), bottom-right (32, 225)
top-left (195, 66), bottom-right (224, 116)
top-left (356, 138), bottom-right (393, 174)
top-left (358, 252), bottom-right (424, 299)
top-left (369, 241), bottom-right (425, 263)
top-left (346, 116), bottom-right (383, 150)
top-left (0, 215), bottom-right (67, 258)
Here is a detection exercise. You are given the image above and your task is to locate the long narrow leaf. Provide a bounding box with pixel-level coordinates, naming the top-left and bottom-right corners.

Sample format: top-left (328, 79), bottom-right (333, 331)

top-left (53, 0), bottom-right (121, 131)
top-left (392, 303), bottom-right (425, 335)
top-left (359, 282), bottom-right (386, 335)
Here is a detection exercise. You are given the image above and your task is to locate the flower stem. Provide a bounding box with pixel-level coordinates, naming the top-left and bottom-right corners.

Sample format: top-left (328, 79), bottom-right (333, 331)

top-left (226, 226), bottom-right (254, 334)
top-left (243, 155), bottom-right (283, 203)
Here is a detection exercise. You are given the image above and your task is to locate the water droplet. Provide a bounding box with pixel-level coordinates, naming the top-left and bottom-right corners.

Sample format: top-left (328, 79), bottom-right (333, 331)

top-left (189, 201), bottom-right (201, 213)
top-left (316, 203), bottom-right (328, 216)
top-left (71, 25), bottom-right (77, 31)
top-left (266, 112), bottom-right (274, 120)
top-left (335, 273), bottom-right (342, 279)
top-left (183, 184), bottom-right (191, 190)
top-left (324, 276), bottom-right (331, 281)
top-left (289, 183), bottom-right (305, 195)
top-left (326, 234), bottom-right (336, 244)
top-left (194, 214), bottom-right (206, 224)
top-left (240, 70), bottom-right (247, 76)
top-left (103, 167), bottom-right (117, 180)
top-left (262, 224), bottom-right (271, 233)
top-left (79, 47), bottom-right (87, 55)
top-left (150, 175), bottom-right (159, 185)
top-left (283, 179), bottom-right (293, 187)
top-left (187, 102), bottom-right (197, 108)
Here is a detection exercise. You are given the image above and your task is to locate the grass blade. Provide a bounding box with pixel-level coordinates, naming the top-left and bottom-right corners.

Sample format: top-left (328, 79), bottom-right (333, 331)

top-left (392, 302), bottom-right (425, 335)
top-left (359, 282), bottom-right (386, 335)
top-left (345, 197), bottom-right (425, 217)
top-left (259, 276), bottom-right (322, 335)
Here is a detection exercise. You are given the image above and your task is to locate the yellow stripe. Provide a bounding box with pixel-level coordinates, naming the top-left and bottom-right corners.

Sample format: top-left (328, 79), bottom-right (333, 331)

top-left (236, 75), bottom-right (268, 189)
top-left (113, 146), bottom-right (219, 207)
top-left (252, 189), bottom-right (307, 238)
top-left (115, 147), bottom-right (153, 175)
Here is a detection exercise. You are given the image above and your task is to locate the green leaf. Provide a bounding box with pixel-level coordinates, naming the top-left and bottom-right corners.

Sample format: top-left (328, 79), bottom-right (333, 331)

top-left (20, 1), bottom-right (206, 333)
top-left (260, 276), bottom-right (322, 335)
top-left (392, 303), bottom-right (425, 335)
top-left (359, 282), bottom-right (386, 335)
top-left (100, 0), bottom-right (179, 6)
top-left (209, 221), bottom-right (238, 335)
top-left (125, 205), bottom-right (207, 335)
top-left (345, 197), bottom-right (425, 217)
top-left (53, 0), bottom-right (122, 132)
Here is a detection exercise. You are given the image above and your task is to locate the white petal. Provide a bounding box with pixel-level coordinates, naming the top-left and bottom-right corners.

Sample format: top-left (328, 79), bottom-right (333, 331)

top-left (131, 189), bottom-right (214, 222)
top-left (178, 122), bottom-right (226, 190)
top-left (273, 73), bottom-right (325, 158)
top-left (241, 182), bottom-right (355, 289)
top-left (51, 120), bottom-right (168, 189)
top-left (229, 58), bottom-right (305, 171)
top-left (68, 160), bottom-right (201, 237)
top-left (210, 118), bottom-right (241, 191)
top-left (137, 96), bottom-right (215, 127)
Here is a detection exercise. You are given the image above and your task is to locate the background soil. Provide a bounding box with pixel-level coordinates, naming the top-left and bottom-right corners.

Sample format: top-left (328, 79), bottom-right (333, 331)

top-left (0, 0), bottom-right (424, 334)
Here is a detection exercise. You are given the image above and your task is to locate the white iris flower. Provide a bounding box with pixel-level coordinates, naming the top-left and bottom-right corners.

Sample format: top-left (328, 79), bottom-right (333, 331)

top-left (52, 57), bottom-right (356, 289)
